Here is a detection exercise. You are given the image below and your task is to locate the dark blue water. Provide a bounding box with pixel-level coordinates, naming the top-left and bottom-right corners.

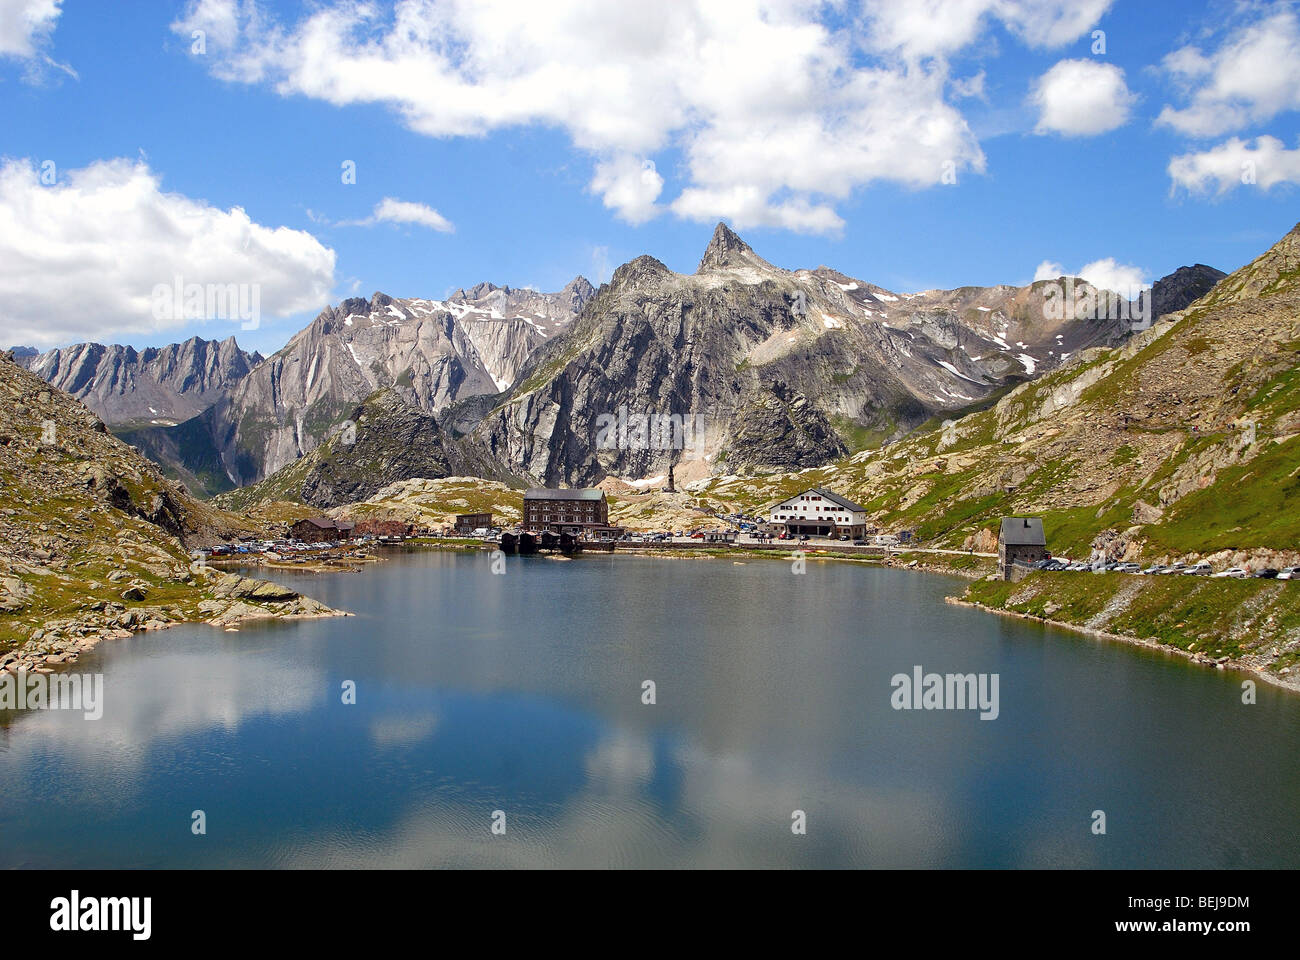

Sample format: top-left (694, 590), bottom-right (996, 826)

top-left (2, 549), bottom-right (1297, 868)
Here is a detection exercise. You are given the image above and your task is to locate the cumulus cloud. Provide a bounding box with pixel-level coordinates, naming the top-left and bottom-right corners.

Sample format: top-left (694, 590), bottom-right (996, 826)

top-left (589, 156), bottom-right (664, 224)
top-left (0, 0), bottom-right (60, 58)
top-left (346, 197), bottom-right (455, 232)
top-left (1031, 59), bottom-right (1135, 136)
top-left (1168, 135), bottom-right (1300, 195)
top-left (1034, 256), bottom-right (1148, 296)
top-left (169, 0), bottom-right (1108, 234)
top-left (862, 0), bottom-right (1113, 60)
top-left (1156, 8), bottom-right (1300, 137)
top-left (0, 158), bottom-right (336, 347)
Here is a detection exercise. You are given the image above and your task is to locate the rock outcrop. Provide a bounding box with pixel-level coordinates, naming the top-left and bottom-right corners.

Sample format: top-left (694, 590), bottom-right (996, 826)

top-left (0, 353), bottom-right (340, 670)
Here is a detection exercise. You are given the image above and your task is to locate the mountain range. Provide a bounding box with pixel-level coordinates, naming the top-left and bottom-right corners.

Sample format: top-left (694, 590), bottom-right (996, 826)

top-left (13, 225), bottom-right (1224, 504)
top-left (17, 337), bottom-right (262, 427)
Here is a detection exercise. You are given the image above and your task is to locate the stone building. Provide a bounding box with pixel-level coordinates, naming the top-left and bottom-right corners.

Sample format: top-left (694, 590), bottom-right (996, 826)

top-left (522, 488), bottom-right (609, 535)
top-left (998, 517), bottom-right (1047, 580)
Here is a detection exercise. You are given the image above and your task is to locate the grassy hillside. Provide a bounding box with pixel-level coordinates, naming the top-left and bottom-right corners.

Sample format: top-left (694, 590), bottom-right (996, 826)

top-left (966, 572), bottom-right (1300, 679)
top-left (0, 355), bottom-right (332, 661)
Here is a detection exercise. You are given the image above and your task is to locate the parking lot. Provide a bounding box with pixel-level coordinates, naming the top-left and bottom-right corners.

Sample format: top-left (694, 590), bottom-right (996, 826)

top-left (1025, 558), bottom-right (1300, 579)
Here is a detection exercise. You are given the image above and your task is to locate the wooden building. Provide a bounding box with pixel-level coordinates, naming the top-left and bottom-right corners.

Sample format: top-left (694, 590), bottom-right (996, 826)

top-left (998, 517), bottom-right (1047, 580)
top-left (290, 517), bottom-right (356, 544)
top-left (522, 488), bottom-right (608, 536)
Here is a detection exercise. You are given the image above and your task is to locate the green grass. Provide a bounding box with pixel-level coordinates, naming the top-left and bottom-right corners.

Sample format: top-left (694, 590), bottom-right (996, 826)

top-left (965, 571), bottom-right (1299, 667)
top-left (1149, 435), bottom-right (1300, 553)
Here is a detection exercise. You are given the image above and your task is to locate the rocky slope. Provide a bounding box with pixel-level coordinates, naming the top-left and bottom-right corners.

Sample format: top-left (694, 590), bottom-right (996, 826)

top-left (137, 278), bottom-right (594, 492)
top-left (215, 388), bottom-right (525, 510)
top-left (679, 222), bottom-right (1298, 565)
top-left (24, 336), bottom-right (262, 427)
top-left (0, 351), bottom-right (339, 672)
top-left (463, 224), bottom-right (1186, 486)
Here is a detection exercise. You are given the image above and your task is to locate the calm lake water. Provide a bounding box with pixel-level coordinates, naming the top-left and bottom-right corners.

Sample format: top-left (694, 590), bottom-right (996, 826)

top-left (2, 549), bottom-right (1298, 869)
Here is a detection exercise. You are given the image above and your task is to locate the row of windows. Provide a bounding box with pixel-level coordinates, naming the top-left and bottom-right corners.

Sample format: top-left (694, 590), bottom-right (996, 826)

top-left (774, 515), bottom-right (853, 522)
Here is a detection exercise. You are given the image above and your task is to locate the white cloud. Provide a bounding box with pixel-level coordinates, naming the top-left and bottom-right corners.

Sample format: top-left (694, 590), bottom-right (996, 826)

top-left (1034, 256), bottom-right (1148, 296)
top-left (349, 197), bottom-right (455, 232)
top-left (166, 0), bottom-right (1112, 234)
top-left (0, 0), bottom-right (60, 58)
top-left (672, 185), bottom-right (844, 234)
top-left (1031, 59), bottom-right (1135, 137)
top-left (950, 70), bottom-right (987, 101)
top-left (1168, 135), bottom-right (1300, 195)
top-left (862, 0), bottom-right (1113, 61)
top-left (1156, 8), bottom-right (1300, 137)
top-left (0, 158), bottom-right (336, 347)
top-left (589, 155), bottom-right (663, 225)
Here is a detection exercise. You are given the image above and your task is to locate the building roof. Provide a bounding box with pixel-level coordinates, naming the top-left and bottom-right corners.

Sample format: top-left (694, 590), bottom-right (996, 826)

top-left (297, 517), bottom-right (354, 531)
top-left (523, 488), bottom-right (605, 501)
top-left (999, 517), bottom-right (1046, 546)
top-left (773, 487), bottom-right (867, 512)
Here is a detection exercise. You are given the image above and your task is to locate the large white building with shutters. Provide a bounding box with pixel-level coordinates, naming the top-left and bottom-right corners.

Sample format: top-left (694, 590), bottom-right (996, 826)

top-left (767, 488), bottom-right (869, 538)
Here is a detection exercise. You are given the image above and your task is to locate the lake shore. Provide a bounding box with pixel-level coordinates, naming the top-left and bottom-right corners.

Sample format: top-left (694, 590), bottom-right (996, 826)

top-left (0, 569), bottom-right (348, 674)
top-left (948, 595), bottom-right (1300, 695)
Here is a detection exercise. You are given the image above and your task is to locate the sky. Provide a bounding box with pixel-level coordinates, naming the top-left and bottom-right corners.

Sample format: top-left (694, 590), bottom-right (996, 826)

top-left (1, 0), bottom-right (1298, 356)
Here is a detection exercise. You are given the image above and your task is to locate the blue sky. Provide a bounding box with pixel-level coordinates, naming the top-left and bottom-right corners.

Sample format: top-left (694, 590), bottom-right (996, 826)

top-left (2, 0), bottom-right (1298, 355)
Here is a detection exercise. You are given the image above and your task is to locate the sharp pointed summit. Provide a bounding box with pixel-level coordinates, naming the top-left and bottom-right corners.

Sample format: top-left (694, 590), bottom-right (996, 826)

top-left (697, 221), bottom-right (765, 274)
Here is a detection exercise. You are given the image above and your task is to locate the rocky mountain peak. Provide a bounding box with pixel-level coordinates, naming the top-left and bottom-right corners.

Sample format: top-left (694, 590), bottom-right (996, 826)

top-left (612, 254), bottom-right (675, 288)
top-left (697, 221), bottom-right (758, 273)
top-left (450, 282), bottom-right (504, 300)
top-left (1150, 263), bottom-right (1227, 319)
top-left (7, 346), bottom-right (38, 369)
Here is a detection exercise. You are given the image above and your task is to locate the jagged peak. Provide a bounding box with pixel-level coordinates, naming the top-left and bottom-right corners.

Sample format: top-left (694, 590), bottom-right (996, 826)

top-left (451, 281), bottom-right (505, 300)
top-left (611, 254), bottom-right (675, 288)
top-left (697, 221), bottom-right (757, 273)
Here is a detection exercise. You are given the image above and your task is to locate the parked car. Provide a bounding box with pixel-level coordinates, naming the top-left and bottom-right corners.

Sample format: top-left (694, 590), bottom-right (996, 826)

top-left (852, 539), bottom-right (868, 546)
top-left (1160, 563), bottom-right (1189, 575)
top-left (1140, 564), bottom-right (1164, 575)
top-left (1115, 562), bottom-right (1141, 573)
top-left (1213, 567), bottom-right (1249, 579)
top-left (1278, 566), bottom-right (1300, 580)
top-left (1182, 563), bottom-right (1213, 576)
top-left (1066, 562), bottom-right (1090, 571)
top-left (1254, 568), bottom-right (1280, 579)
